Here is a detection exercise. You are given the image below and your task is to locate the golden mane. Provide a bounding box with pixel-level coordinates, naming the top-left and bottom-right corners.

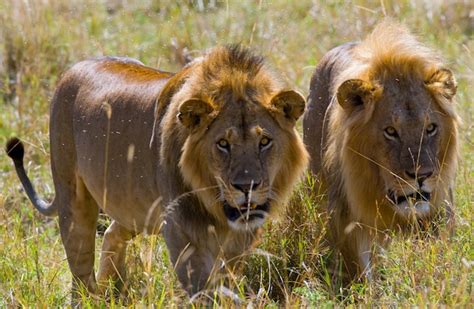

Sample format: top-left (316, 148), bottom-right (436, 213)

top-left (327, 20), bottom-right (460, 174)
top-left (159, 44), bottom-right (308, 225)
top-left (305, 19), bottom-right (460, 280)
top-left (334, 20), bottom-right (448, 94)
top-left (171, 44), bottom-right (284, 112)
top-left (324, 20), bottom-right (459, 229)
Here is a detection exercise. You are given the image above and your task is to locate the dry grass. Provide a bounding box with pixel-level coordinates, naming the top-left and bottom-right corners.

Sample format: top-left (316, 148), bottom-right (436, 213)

top-left (0, 0), bottom-right (472, 307)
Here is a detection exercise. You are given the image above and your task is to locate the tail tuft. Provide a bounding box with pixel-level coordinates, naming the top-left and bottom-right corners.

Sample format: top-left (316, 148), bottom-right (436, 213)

top-left (6, 137), bottom-right (25, 164)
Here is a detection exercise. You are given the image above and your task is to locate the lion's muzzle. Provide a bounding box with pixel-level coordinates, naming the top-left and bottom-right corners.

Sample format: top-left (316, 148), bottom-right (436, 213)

top-left (387, 190), bottom-right (431, 205)
top-left (387, 189), bottom-right (432, 218)
top-left (223, 200), bottom-right (270, 230)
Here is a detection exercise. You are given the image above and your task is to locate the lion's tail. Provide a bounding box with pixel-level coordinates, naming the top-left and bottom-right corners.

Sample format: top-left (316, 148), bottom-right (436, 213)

top-left (5, 137), bottom-right (58, 216)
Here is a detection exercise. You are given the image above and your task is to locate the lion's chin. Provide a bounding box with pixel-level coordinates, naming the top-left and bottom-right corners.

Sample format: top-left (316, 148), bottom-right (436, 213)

top-left (387, 190), bottom-right (432, 218)
top-left (223, 201), bottom-right (270, 231)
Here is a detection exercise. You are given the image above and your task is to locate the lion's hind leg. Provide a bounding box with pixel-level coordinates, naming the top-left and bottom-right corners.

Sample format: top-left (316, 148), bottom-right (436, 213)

top-left (57, 175), bottom-right (100, 300)
top-left (97, 221), bottom-right (135, 296)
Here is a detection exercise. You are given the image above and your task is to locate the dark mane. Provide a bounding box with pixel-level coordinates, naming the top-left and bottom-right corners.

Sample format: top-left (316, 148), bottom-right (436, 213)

top-left (202, 44), bottom-right (265, 83)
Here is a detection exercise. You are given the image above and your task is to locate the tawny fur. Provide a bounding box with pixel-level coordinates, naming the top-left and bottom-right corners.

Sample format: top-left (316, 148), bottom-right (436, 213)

top-left (6, 45), bottom-right (309, 301)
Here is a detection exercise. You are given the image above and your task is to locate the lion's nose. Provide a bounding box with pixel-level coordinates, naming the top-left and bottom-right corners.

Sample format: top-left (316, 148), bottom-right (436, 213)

top-left (231, 180), bottom-right (261, 194)
top-left (405, 170), bottom-right (433, 184)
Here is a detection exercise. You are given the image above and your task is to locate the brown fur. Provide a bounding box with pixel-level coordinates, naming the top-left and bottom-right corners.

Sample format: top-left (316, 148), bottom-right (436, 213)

top-left (6, 45), bottom-right (309, 301)
top-left (303, 20), bottom-right (459, 280)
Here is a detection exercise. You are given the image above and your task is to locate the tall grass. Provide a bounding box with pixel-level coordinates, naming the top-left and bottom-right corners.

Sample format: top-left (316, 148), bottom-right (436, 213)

top-left (0, 0), bottom-right (472, 306)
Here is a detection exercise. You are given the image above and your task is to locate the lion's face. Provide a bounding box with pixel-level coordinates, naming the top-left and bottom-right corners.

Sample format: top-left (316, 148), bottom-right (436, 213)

top-left (336, 69), bottom-right (457, 220)
top-left (178, 91), bottom-right (307, 231)
top-left (372, 80), bottom-right (453, 218)
top-left (205, 102), bottom-right (285, 230)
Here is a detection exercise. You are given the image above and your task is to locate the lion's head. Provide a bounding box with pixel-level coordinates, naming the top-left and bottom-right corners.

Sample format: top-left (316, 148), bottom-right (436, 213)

top-left (326, 22), bottom-right (459, 226)
top-left (162, 45), bottom-right (309, 231)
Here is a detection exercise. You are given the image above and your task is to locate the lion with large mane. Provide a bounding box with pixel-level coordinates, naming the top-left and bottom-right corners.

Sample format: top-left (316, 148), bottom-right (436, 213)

top-left (303, 21), bottom-right (459, 279)
top-left (6, 44), bottom-right (308, 300)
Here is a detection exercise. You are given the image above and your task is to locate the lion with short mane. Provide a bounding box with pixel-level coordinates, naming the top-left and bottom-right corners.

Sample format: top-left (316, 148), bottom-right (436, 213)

top-left (303, 21), bottom-right (459, 280)
top-left (6, 45), bottom-right (309, 300)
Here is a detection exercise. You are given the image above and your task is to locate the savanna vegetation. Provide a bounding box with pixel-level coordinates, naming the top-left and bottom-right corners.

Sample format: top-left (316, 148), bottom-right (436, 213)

top-left (0, 0), bottom-right (472, 307)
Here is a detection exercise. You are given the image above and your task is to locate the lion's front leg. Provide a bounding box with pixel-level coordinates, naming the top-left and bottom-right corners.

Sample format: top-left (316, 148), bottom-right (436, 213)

top-left (162, 223), bottom-right (216, 296)
top-left (176, 244), bottom-right (217, 295)
top-left (333, 218), bottom-right (375, 283)
top-left (330, 211), bottom-right (375, 284)
top-left (170, 240), bottom-right (246, 305)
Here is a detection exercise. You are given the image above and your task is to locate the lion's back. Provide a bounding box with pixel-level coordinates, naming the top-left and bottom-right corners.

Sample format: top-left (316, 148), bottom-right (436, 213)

top-left (303, 42), bottom-right (357, 176)
top-left (48, 57), bottom-right (174, 226)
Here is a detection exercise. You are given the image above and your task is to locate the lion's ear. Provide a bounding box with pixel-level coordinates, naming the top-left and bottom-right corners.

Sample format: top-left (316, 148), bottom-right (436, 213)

top-left (425, 68), bottom-right (457, 100)
top-left (337, 79), bottom-right (377, 110)
top-left (270, 90), bottom-right (306, 124)
top-left (177, 99), bottom-right (214, 130)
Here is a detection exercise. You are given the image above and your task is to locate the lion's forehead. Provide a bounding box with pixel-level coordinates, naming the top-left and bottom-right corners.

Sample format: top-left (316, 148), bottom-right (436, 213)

top-left (377, 89), bottom-right (437, 126)
top-left (389, 104), bottom-right (431, 124)
top-left (225, 125), bottom-right (264, 139)
top-left (213, 103), bottom-right (278, 140)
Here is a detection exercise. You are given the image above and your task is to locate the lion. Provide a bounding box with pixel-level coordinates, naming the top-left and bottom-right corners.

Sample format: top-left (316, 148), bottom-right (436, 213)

top-left (303, 21), bottom-right (459, 280)
top-left (6, 44), bottom-right (309, 301)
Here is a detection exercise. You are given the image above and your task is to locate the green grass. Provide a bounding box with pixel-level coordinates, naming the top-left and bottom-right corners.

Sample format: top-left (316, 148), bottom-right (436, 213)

top-left (0, 0), bottom-right (472, 307)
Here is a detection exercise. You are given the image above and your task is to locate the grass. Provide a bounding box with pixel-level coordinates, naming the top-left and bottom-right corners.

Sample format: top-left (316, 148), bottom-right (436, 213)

top-left (0, 0), bottom-right (472, 307)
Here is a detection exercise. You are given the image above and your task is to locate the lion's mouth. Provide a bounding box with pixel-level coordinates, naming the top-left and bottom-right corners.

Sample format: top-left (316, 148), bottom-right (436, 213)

top-left (387, 190), bottom-right (432, 217)
top-left (223, 201), bottom-right (270, 222)
top-left (387, 190), bottom-right (431, 205)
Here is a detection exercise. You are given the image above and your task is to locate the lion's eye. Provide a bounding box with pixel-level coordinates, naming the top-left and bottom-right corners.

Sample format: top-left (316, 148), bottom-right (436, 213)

top-left (217, 139), bottom-right (230, 152)
top-left (384, 126), bottom-right (398, 140)
top-left (259, 137), bottom-right (272, 150)
top-left (426, 123), bottom-right (437, 136)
